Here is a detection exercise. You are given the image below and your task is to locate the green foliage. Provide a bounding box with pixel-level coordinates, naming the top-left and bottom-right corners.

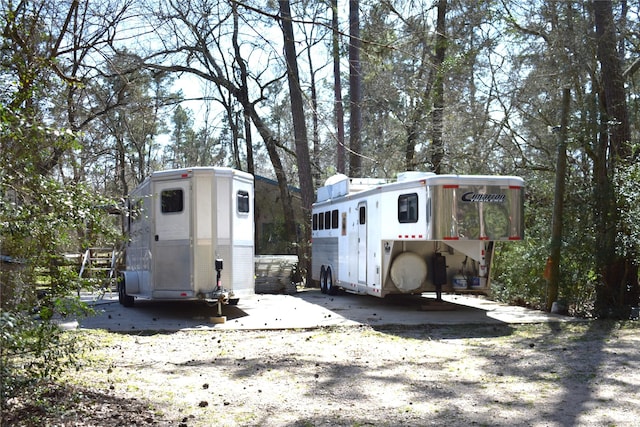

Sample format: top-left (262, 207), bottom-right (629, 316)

top-left (0, 308), bottom-right (89, 405)
top-left (0, 105), bottom-right (116, 408)
top-left (491, 173), bottom-right (599, 317)
top-left (492, 232), bottom-right (547, 310)
top-left (615, 150), bottom-right (640, 265)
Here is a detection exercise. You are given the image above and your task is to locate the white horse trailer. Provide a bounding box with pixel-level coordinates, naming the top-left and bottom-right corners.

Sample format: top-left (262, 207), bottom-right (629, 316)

top-left (311, 172), bottom-right (524, 298)
top-left (118, 167), bottom-right (254, 307)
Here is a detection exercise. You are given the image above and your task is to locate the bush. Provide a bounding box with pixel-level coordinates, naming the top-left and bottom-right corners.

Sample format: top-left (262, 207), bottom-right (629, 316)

top-left (1, 171), bottom-right (116, 409)
top-left (0, 307), bottom-right (86, 405)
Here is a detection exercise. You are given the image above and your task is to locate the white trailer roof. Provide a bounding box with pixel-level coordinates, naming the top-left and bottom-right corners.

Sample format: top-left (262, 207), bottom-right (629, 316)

top-left (151, 166), bottom-right (233, 179)
top-left (424, 174), bottom-right (524, 187)
top-left (315, 172), bottom-right (524, 204)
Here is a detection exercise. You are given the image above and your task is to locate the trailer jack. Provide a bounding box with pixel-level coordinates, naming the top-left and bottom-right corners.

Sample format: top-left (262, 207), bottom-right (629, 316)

top-left (215, 295), bottom-right (224, 317)
top-left (210, 258), bottom-right (227, 324)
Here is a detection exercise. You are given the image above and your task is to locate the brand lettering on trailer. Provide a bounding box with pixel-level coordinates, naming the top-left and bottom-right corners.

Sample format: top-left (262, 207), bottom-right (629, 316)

top-left (461, 192), bottom-right (505, 203)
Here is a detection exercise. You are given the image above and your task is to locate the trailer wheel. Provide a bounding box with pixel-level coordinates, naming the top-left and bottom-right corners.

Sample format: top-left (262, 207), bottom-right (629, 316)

top-left (320, 266), bottom-right (327, 294)
top-left (118, 273), bottom-right (135, 307)
top-left (325, 267), bottom-right (338, 296)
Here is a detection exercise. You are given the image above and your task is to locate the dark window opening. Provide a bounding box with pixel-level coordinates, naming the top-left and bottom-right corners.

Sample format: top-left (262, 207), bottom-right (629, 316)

top-left (319, 212), bottom-right (324, 230)
top-left (324, 211), bottom-right (331, 229)
top-left (359, 206), bottom-right (366, 224)
top-left (398, 193), bottom-right (418, 223)
top-left (312, 213), bottom-right (318, 230)
top-left (161, 189), bottom-right (184, 213)
top-left (237, 190), bottom-right (250, 213)
top-left (331, 209), bottom-right (339, 229)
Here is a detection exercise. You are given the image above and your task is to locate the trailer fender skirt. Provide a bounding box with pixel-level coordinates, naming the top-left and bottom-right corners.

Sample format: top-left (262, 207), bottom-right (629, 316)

top-left (121, 271), bottom-right (140, 294)
top-left (390, 252), bottom-right (427, 293)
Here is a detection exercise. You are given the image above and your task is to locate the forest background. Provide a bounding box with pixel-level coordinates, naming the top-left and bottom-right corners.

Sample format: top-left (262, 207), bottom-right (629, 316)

top-left (2, 0), bottom-right (640, 406)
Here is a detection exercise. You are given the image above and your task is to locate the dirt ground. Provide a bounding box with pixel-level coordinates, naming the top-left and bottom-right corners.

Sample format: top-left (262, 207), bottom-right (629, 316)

top-left (4, 321), bottom-right (640, 427)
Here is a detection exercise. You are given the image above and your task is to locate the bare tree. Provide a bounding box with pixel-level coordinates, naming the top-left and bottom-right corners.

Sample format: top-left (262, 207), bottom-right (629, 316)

top-left (430, 0), bottom-right (447, 173)
top-left (332, 0), bottom-right (346, 175)
top-left (278, 0), bottom-right (315, 211)
top-left (231, 1), bottom-right (255, 174)
top-left (279, 0), bottom-right (315, 279)
top-left (139, 0), bottom-right (302, 248)
top-left (349, 0), bottom-right (362, 177)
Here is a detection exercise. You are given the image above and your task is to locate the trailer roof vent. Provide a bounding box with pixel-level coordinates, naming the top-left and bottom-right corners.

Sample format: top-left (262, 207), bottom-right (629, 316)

top-left (317, 174), bottom-right (350, 202)
top-left (323, 173), bottom-right (349, 187)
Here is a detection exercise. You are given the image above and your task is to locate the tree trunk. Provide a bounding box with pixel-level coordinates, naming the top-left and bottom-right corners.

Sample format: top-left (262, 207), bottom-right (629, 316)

top-left (280, 0), bottom-right (315, 280)
top-left (279, 0), bottom-right (314, 210)
top-left (244, 111), bottom-right (254, 175)
top-left (349, 0), bottom-right (362, 177)
top-left (430, 0), bottom-right (447, 174)
top-left (594, 1), bottom-right (630, 154)
top-left (593, 0), bottom-right (637, 318)
top-left (232, 3), bottom-right (254, 174)
top-left (306, 29), bottom-right (320, 188)
top-left (247, 106), bottom-right (297, 248)
top-left (546, 88), bottom-right (570, 312)
top-left (332, 0), bottom-right (346, 175)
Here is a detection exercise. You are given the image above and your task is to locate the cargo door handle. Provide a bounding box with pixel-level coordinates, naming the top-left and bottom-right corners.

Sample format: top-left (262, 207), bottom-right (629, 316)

top-left (155, 235), bottom-right (159, 241)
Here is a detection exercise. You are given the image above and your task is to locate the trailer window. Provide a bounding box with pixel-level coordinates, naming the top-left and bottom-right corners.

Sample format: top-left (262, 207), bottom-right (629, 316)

top-left (318, 212), bottom-right (324, 230)
top-left (237, 190), bottom-right (250, 213)
top-left (324, 210), bottom-right (331, 229)
top-left (312, 213), bottom-right (318, 230)
top-left (331, 209), bottom-right (339, 229)
top-left (161, 189), bottom-right (184, 213)
top-left (398, 193), bottom-right (418, 223)
top-left (359, 206), bottom-right (366, 224)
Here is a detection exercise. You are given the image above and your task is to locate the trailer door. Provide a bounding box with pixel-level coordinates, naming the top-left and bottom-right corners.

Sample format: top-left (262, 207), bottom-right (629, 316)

top-left (153, 180), bottom-right (192, 291)
top-left (358, 202), bottom-right (367, 284)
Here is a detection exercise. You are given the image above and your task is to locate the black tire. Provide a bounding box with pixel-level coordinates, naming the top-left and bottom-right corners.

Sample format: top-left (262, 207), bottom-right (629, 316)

top-left (320, 266), bottom-right (327, 294)
top-left (118, 274), bottom-right (135, 307)
top-left (326, 267), bottom-right (338, 296)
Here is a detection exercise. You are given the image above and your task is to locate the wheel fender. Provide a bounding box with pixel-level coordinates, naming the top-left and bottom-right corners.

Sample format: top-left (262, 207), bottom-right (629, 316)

top-left (121, 271), bottom-right (140, 294)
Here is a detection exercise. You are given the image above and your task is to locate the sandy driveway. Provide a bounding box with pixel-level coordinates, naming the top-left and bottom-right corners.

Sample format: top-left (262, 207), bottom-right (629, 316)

top-left (6, 291), bottom-right (637, 427)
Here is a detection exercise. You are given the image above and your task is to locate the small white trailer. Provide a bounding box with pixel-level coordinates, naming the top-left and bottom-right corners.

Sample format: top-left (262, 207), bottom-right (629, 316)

top-left (311, 172), bottom-right (524, 298)
top-left (118, 167), bottom-right (255, 307)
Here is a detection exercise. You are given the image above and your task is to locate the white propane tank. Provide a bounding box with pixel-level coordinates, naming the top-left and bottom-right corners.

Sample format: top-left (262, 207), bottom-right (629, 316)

top-left (390, 252), bottom-right (427, 293)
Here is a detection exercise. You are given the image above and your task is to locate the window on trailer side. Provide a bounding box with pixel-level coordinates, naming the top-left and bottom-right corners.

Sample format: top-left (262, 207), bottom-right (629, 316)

top-left (161, 189), bottom-right (183, 213)
top-left (398, 193), bottom-right (418, 223)
top-left (237, 190), bottom-right (250, 213)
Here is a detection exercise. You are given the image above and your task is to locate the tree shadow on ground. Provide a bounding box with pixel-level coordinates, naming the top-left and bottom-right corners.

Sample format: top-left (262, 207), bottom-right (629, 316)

top-left (1, 382), bottom-right (172, 427)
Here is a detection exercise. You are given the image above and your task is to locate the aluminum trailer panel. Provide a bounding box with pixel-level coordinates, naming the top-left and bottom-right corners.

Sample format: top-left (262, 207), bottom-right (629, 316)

top-left (120, 167), bottom-right (254, 306)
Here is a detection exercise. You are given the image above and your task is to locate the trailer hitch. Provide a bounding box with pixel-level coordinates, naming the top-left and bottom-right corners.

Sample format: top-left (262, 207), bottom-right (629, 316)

top-left (204, 258), bottom-right (227, 323)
